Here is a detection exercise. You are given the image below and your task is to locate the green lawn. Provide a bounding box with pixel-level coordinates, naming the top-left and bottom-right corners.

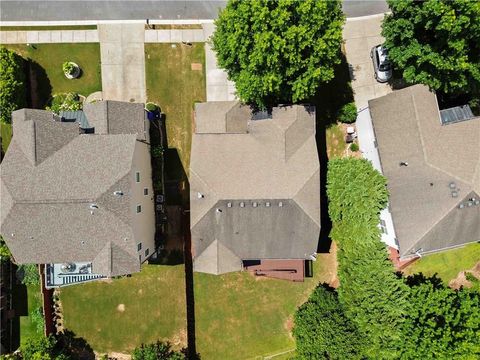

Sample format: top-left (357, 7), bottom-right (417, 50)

top-left (326, 123), bottom-right (347, 159)
top-left (4, 43), bottom-right (102, 108)
top-left (194, 253), bottom-right (337, 360)
top-left (145, 43), bottom-right (206, 174)
top-left (1, 122), bottom-right (12, 154)
top-left (19, 283), bottom-right (43, 346)
top-left (60, 265), bottom-right (187, 353)
top-left (404, 243), bottom-right (480, 282)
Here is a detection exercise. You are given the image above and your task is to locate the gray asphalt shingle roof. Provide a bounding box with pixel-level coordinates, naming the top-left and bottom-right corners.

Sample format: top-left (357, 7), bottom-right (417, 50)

top-left (190, 102), bottom-right (320, 275)
top-left (0, 102), bottom-right (149, 277)
top-left (369, 85), bottom-right (480, 257)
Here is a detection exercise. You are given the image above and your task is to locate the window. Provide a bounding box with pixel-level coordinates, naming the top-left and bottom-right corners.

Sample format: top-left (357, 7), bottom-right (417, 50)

top-left (144, 188), bottom-right (149, 196)
top-left (135, 172), bottom-right (140, 183)
top-left (145, 248), bottom-right (149, 257)
top-left (136, 205), bottom-right (142, 213)
top-left (137, 243), bottom-right (142, 251)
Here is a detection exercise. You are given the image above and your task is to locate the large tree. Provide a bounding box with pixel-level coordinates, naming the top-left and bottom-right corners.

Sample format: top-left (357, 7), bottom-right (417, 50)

top-left (293, 284), bottom-right (364, 360)
top-left (327, 158), bottom-right (410, 359)
top-left (212, 0), bottom-right (345, 108)
top-left (0, 46), bottom-right (26, 123)
top-left (382, 0), bottom-right (480, 95)
top-left (398, 274), bottom-right (480, 359)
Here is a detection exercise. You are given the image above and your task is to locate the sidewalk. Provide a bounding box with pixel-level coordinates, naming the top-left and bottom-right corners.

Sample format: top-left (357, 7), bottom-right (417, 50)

top-left (0, 30), bottom-right (98, 44)
top-left (203, 23), bottom-right (236, 101)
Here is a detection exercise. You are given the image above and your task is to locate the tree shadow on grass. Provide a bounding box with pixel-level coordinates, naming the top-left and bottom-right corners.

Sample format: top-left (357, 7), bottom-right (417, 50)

top-left (308, 52), bottom-right (354, 254)
top-left (26, 59), bottom-right (52, 109)
top-left (57, 329), bottom-right (95, 360)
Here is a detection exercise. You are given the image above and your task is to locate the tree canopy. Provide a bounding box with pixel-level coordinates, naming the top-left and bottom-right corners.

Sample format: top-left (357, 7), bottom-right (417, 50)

top-left (0, 46), bottom-right (26, 123)
top-left (295, 157), bottom-right (480, 359)
top-left (212, 0), bottom-right (345, 108)
top-left (132, 341), bottom-right (185, 360)
top-left (293, 284), bottom-right (363, 360)
top-left (398, 274), bottom-right (480, 359)
top-left (382, 0), bottom-right (480, 95)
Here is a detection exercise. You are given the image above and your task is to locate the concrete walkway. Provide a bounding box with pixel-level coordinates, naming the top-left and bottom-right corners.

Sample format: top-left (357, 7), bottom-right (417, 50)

top-left (0, 24), bottom-right (235, 102)
top-left (98, 24), bottom-right (146, 103)
top-left (203, 23), bottom-right (236, 102)
top-left (0, 30), bottom-right (98, 44)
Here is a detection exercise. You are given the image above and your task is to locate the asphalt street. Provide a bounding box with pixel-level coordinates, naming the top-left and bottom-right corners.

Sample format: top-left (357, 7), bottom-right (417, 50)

top-left (0, 0), bottom-right (388, 22)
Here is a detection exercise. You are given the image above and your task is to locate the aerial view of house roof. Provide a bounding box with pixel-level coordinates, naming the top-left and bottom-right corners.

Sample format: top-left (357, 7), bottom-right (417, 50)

top-left (190, 102), bottom-right (320, 275)
top-left (0, 101), bottom-right (154, 278)
top-left (369, 85), bottom-right (480, 258)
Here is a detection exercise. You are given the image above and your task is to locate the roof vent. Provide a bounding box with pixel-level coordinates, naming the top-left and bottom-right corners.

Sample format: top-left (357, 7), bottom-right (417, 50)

top-left (216, 208), bottom-right (223, 213)
top-left (240, 202), bottom-right (245, 208)
top-left (197, 192), bottom-right (204, 199)
top-left (266, 202), bottom-right (271, 207)
top-left (113, 191), bottom-right (124, 196)
top-left (449, 182), bottom-right (456, 189)
top-left (227, 202), bottom-right (232, 208)
top-left (278, 201), bottom-right (283, 207)
top-left (89, 204), bottom-right (98, 210)
top-left (252, 202), bottom-right (258, 207)
top-left (399, 161), bottom-right (409, 167)
top-left (459, 203), bottom-right (465, 209)
top-left (451, 191), bottom-right (458, 198)
top-left (475, 200), bottom-right (480, 206)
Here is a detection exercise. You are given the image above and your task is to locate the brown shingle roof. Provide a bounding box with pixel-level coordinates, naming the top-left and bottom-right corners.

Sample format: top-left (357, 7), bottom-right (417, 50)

top-left (369, 85), bottom-right (480, 257)
top-left (190, 102), bottom-right (320, 274)
top-left (0, 102), bottom-right (149, 277)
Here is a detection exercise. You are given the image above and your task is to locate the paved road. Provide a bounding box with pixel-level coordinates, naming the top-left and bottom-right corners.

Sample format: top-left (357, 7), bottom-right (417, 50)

top-left (1, 0), bottom-right (387, 22)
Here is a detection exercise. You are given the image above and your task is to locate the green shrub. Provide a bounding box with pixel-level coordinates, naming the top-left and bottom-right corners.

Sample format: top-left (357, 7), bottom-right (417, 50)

top-left (0, 46), bottom-right (26, 124)
top-left (0, 235), bottom-right (11, 260)
top-left (18, 264), bottom-right (40, 285)
top-left (337, 102), bottom-right (357, 123)
top-left (145, 102), bottom-right (160, 112)
top-left (31, 307), bottom-right (45, 334)
top-left (132, 341), bottom-right (185, 360)
top-left (47, 93), bottom-right (82, 114)
top-left (62, 61), bottom-right (75, 75)
top-left (151, 146), bottom-right (164, 158)
top-left (350, 143), bottom-right (359, 152)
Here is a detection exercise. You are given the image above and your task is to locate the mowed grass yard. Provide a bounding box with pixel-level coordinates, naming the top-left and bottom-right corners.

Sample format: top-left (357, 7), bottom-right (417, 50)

top-left (19, 283), bottom-right (43, 346)
top-left (4, 43), bottom-right (102, 103)
top-left (404, 242), bottom-right (480, 283)
top-left (145, 43), bottom-right (206, 173)
top-left (194, 252), bottom-right (337, 360)
top-left (60, 265), bottom-right (187, 353)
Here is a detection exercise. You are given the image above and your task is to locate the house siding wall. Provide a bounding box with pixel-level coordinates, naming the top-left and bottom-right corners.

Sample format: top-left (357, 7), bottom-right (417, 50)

top-left (130, 140), bottom-right (156, 262)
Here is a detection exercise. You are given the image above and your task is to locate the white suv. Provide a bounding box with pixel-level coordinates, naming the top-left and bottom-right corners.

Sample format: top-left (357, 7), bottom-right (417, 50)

top-left (371, 45), bottom-right (392, 83)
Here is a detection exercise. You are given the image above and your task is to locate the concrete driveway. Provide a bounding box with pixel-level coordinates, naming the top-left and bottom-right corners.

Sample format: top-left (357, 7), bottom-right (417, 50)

top-left (98, 24), bottom-right (146, 103)
top-left (343, 15), bottom-right (392, 109)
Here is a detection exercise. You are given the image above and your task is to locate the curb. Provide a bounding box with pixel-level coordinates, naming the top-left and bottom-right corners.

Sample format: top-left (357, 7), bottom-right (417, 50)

top-left (0, 19), bottom-right (215, 26)
top-left (346, 12), bottom-right (390, 22)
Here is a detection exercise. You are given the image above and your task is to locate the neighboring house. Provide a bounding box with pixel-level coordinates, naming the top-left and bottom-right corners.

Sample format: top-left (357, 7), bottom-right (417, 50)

top-left (0, 101), bottom-right (156, 287)
top-left (366, 84), bottom-right (480, 260)
top-left (190, 102), bottom-right (320, 281)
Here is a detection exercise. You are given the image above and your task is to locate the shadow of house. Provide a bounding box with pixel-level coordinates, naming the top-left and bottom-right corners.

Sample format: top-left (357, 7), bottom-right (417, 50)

top-left (308, 52), bottom-right (354, 253)
top-left (26, 59), bottom-right (52, 109)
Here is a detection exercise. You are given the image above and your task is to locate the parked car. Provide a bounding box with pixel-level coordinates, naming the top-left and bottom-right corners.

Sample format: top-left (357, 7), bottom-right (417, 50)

top-left (370, 45), bottom-right (392, 83)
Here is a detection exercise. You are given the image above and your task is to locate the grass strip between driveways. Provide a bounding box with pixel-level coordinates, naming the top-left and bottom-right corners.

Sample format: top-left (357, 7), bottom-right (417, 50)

top-left (145, 43), bottom-right (206, 175)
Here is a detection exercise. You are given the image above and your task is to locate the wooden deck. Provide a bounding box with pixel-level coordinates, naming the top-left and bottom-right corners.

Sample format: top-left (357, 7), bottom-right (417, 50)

top-left (244, 259), bottom-right (305, 282)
